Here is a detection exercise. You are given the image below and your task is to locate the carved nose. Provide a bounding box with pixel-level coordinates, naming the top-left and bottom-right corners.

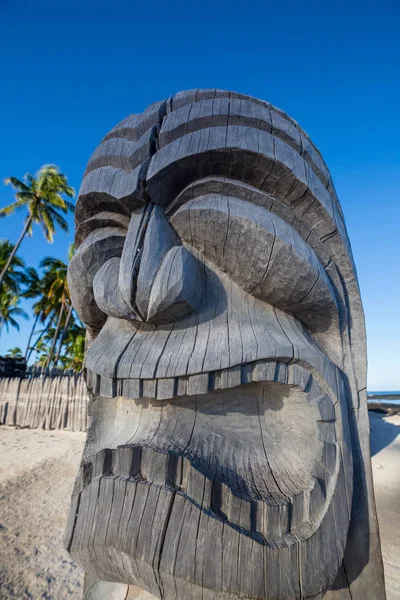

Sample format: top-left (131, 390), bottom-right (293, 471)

top-left (93, 205), bottom-right (204, 325)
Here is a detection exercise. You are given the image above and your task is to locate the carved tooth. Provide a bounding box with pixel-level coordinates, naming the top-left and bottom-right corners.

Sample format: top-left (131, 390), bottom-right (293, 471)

top-left (176, 377), bottom-right (187, 396)
top-left (210, 480), bottom-right (230, 518)
top-left (317, 395), bottom-right (335, 421)
top-left (240, 363), bottom-right (253, 385)
top-left (202, 476), bottom-right (213, 510)
top-left (212, 370), bottom-right (222, 390)
top-left (263, 503), bottom-right (290, 538)
top-left (255, 500), bottom-right (266, 534)
top-left (86, 369), bottom-right (95, 391)
top-left (323, 442), bottom-right (337, 476)
top-left (115, 446), bottom-right (142, 478)
top-left (138, 446), bottom-right (152, 480)
top-left (221, 482), bottom-right (230, 517)
top-left (142, 379), bottom-right (157, 399)
top-left (92, 448), bottom-right (113, 478)
top-left (115, 446), bottom-right (132, 477)
top-left (251, 360), bottom-right (276, 382)
top-left (172, 455), bottom-right (183, 488)
top-left (274, 362), bottom-right (288, 384)
top-left (122, 378), bottom-right (141, 400)
top-left (290, 490), bottom-right (310, 529)
top-left (181, 457), bottom-right (191, 491)
top-left (94, 374), bottom-right (101, 395)
top-left (165, 454), bottom-right (179, 488)
top-left (187, 373), bottom-right (210, 395)
top-left (288, 363), bottom-right (311, 391)
top-left (317, 421), bottom-right (336, 443)
top-left (226, 492), bottom-right (252, 531)
top-left (140, 448), bottom-right (169, 484)
top-left (226, 493), bottom-right (241, 526)
top-left (99, 376), bottom-right (115, 398)
top-left (187, 464), bottom-right (207, 506)
top-left (309, 478), bottom-right (326, 521)
top-left (220, 366), bottom-right (241, 389)
top-left (156, 378), bottom-right (176, 400)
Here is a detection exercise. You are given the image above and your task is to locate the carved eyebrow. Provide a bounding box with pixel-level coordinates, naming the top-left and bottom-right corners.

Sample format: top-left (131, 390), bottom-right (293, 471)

top-left (75, 211), bottom-right (130, 248)
top-left (170, 195), bottom-right (337, 332)
top-left (74, 90), bottom-right (355, 309)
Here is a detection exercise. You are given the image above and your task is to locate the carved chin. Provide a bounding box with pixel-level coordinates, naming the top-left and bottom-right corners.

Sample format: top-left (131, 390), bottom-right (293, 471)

top-left (66, 359), bottom-right (352, 600)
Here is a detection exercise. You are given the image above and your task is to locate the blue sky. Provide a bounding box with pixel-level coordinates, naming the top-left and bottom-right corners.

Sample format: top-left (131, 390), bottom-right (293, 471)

top-left (0, 0), bottom-right (399, 389)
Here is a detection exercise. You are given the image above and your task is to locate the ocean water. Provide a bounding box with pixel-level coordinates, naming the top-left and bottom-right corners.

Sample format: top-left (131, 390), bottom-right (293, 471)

top-left (367, 391), bottom-right (400, 404)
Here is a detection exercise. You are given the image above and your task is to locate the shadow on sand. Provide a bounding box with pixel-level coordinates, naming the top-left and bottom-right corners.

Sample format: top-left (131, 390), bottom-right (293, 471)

top-left (369, 411), bottom-right (400, 457)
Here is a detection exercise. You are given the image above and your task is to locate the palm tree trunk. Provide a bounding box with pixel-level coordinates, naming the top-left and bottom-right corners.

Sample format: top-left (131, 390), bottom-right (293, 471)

top-left (24, 312), bottom-right (40, 359)
top-left (54, 303), bottom-right (73, 366)
top-left (26, 316), bottom-right (54, 362)
top-left (0, 215), bottom-right (32, 289)
top-left (46, 302), bottom-right (65, 367)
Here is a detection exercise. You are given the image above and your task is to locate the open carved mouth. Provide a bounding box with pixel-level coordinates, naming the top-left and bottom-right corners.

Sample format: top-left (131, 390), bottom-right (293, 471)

top-left (72, 366), bottom-right (343, 548)
top-left (67, 361), bottom-right (352, 600)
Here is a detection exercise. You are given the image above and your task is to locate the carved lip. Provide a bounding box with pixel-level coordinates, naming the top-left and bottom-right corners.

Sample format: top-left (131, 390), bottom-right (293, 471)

top-left (77, 363), bottom-right (342, 547)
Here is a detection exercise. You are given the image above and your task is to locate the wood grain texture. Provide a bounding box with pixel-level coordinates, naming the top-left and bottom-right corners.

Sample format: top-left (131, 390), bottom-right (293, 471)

top-left (0, 370), bottom-right (88, 431)
top-left (65, 90), bottom-right (385, 600)
top-left (147, 246), bottom-right (203, 324)
top-left (68, 227), bottom-right (126, 333)
top-left (135, 205), bottom-right (179, 319)
top-left (93, 257), bottom-right (135, 320)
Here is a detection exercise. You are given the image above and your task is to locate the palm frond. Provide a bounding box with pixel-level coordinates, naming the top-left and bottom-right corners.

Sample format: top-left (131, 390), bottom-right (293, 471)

top-left (0, 199), bottom-right (27, 217)
top-left (25, 173), bottom-right (37, 191)
top-left (47, 206), bottom-right (69, 232)
top-left (40, 207), bottom-right (55, 242)
top-left (4, 177), bottom-right (30, 191)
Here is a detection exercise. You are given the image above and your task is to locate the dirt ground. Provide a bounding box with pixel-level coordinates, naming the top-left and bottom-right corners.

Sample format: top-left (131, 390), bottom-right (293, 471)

top-left (0, 414), bottom-right (399, 600)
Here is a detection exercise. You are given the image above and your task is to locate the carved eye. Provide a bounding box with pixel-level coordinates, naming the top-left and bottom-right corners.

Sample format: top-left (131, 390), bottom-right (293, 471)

top-left (68, 205), bottom-right (204, 332)
top-left (68, 222), bottom-right (127, 334)
top-left (170, 195), bottom-right (336, 331)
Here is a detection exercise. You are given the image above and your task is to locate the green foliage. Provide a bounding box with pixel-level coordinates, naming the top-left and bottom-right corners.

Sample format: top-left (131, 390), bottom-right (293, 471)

top-left (59, 323), bottom-right (86, 370)
top-left (5, 346), bottom-right (23, 358)
top-left (0, 240), bottom-right (27, 295)
top-left (0, 292), bottom-right (28, 336)
top-left (2, 165), bottom-right (75, 242)
top-left (0, 165), bottom-right (83, 370)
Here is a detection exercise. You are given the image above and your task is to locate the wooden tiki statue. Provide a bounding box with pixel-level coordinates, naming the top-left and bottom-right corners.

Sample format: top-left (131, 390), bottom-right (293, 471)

top-left (65, 90), bottom-right (386, 600)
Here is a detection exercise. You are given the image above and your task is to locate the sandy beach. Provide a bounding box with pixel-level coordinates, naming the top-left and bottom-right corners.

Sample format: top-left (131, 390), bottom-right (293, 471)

top-left (0, 413), bottom-right (399, 600)
top-left (370, 412), bottom-right (400, 599)
top-left (0, 428), bottom-right (85, 599)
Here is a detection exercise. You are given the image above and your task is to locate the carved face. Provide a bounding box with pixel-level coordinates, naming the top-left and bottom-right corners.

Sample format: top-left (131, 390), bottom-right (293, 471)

top-left (65, 90), bottom-right (373, 600)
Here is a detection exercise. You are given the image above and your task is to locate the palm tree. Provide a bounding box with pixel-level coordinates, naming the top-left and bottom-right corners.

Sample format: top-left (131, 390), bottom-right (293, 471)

top-left (0, 293), bottom-right (28, 336)
top-left (54, 304), bottom-right (74, 366)
top-left (32, 338), bottom-right (51, 367)
top-left (0, 240), bottom-right (27, 295)
top-left (0, 165), bottom-right (74, 289)
top-left (21, 266), bottom-right (43, 358)
top-left (39, 256), bottom-right (71, 367)
top-left (24, 263), bottom-right (61, 363)
top-left (54, 244), bottom-right (76, 366)
top-left (58, 322), bottom-right (86, 370)
top-left (5, 346), bottom-right (23, 358)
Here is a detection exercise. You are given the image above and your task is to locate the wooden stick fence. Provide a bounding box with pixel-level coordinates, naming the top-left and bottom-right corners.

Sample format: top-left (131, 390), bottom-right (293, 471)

top-left (0, 370), bottom-right (88, 432)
